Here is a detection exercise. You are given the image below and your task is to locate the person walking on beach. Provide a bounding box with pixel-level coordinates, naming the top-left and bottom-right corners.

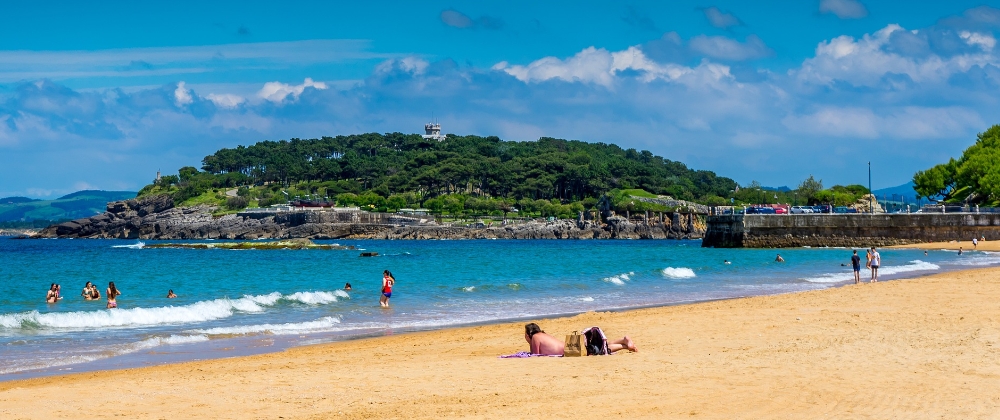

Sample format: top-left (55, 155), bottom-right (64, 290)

top-left (380, 270), bottom-right (395, 307)
top-left (869, 247), bottom-right (881, 282)
top-left (973, 238), bottom-right (978, 249)
top-left (106, 282), bottom-right (121, 309)
top-left (851, 250), bottom-right (862, 284)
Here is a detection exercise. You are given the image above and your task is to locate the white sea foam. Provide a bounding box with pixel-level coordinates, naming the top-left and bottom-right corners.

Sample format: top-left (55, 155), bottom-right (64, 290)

top-left (580, 297), bottom-right (595, 302)
top-left (194, 316), bottom-right (341, 336)
top-left (662, 267), bottom-right (696, 279)
top-left (111, 241), bottom-right (145, 249)
top-left (0, 334), bottom-right (209, 375)
top-left (603, 272), bottom-right (633, 285)
top-left (0, 290), bottom-right (345, 330)
top-left (802, 260), bottom-right (941, 283)
top-left (463, 286), bottom-right (476, 292)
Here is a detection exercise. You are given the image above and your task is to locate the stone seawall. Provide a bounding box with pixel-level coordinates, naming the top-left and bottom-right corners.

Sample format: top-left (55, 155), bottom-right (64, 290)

top-left (703, 214), bottom-right (1000, 248)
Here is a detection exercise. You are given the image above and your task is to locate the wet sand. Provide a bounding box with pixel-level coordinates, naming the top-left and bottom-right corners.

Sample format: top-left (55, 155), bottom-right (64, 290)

top-left (892, 239), bottom-right (1000, 252)
top-left (3, 266), bottom-right (1000, 419)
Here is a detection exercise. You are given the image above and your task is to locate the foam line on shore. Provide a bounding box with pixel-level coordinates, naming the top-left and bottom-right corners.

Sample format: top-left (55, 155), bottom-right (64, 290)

top-left (0, 290), bottom-right (349, 330)
top-left (801, 260), bottom-right (940, 283)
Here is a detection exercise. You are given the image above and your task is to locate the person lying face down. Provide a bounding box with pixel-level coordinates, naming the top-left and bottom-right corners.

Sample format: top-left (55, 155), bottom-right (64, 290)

top-left (524, 323), bottom-right (565, 356)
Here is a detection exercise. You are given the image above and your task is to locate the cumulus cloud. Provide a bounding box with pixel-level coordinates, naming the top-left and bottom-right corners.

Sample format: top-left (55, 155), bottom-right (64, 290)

top-left (795, 24), bottom-right (998, 87)
top-left (819, 0), bottom-right (868, 19)
top-left (206, 93), bottom-right (246, 108)
top-left (173, 81), bottom-right (193, 106)
top-left (440, 9), bottom-right (504, 30)
top-left (257, 78), bottom-right (328, 103)
top-left (701, 6), bottom-right (742, 29)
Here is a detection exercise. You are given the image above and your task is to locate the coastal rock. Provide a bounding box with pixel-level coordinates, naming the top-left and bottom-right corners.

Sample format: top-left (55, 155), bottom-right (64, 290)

top-left (34, 196), bottom-right (706, 240)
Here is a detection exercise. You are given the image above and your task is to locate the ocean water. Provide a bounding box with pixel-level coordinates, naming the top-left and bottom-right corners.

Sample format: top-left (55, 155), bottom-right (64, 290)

top-left (2, 237), bottom-right (997, 380)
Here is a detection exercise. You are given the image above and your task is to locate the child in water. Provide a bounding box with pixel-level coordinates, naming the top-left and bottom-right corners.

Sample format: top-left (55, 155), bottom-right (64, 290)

top-left (380, 270), bottom-right (395, 307)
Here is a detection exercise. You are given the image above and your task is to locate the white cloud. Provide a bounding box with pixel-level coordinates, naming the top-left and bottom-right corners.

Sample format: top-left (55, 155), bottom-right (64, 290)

top-left (173, 81), bottom-right (193, 106)
top-left (960, 31), bottom-right (997, 51)
top-left (689, 35), bottom-right (773, 61)
top-left (375, 57), bottom-right (429, 75)
top-left (206, 93), bottom-right (246, 108)
top-left (494, 46), bottom-right (731, 87)
top-left (819, 0), bottom-right (869, 19)
top-left (257, 78), bottom-right (328, 103)
top-left (795, 24), bottom-right (998, 86)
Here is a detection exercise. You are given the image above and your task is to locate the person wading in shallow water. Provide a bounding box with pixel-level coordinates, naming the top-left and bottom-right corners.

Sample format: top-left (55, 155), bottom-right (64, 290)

top-left (851, 250), bottom-right (862, 284)
top-left (106, 282), bottom-right (121, 309)
top-left (380, 270), bottom-right (395, 307)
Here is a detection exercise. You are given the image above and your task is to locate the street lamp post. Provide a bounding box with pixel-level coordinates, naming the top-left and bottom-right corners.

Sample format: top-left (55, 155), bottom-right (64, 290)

top-left (868, 162), bottom-right (872, 214)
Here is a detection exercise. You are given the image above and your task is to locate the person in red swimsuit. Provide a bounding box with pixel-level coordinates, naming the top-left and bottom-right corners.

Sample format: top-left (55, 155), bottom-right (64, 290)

top-left (380, 270), bottom-right (395, 307)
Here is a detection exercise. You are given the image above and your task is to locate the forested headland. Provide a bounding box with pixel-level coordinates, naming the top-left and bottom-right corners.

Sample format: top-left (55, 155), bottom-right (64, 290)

top-left (914, 124), bottom-right (1000, 206)
top-left (138, 133), bottom-right (738, 217)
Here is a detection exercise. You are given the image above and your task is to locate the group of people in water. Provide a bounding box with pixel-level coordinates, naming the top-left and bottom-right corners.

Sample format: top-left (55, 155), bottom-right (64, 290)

top-left (46, 281), bottom-right (174, 308)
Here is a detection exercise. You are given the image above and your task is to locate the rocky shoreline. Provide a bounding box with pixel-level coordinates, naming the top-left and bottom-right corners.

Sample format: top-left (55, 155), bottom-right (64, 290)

top-left (33, 195), bottom-right (705, 240)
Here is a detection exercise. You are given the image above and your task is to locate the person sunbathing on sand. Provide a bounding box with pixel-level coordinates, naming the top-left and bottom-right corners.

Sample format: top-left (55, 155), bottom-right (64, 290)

top-left (525, 323), bottom-right (637, 355)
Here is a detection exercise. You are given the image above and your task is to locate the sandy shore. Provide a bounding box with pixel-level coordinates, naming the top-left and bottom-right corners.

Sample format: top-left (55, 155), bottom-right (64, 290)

top-left (3, 267), bottom-right (1000, 419)
top-left (891, 239), bottom-right (1000, 252)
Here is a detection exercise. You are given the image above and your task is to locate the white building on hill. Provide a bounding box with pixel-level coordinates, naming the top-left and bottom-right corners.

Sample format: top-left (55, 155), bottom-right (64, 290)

top-left (422, 123), bottom-right (447, 141)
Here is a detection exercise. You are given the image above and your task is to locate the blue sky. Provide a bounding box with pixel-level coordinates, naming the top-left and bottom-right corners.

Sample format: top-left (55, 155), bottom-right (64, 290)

top-left (3, 0), bottom-right (1000, 197)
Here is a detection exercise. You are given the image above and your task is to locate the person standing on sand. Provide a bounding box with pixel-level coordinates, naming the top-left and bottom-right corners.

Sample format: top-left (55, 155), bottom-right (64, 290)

top-left (973, 238), bottom-right (978, 249)
top-left (851, 250), bottom-right (862, 284)
top-left (869, 247), bottom-right (881, 282)
top-left (380, 270), bottom-right (395, 307)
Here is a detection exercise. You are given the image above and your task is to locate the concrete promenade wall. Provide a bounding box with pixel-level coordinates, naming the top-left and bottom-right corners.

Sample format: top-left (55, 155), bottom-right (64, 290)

top-left (703, 213), bottom-right (1000, 248)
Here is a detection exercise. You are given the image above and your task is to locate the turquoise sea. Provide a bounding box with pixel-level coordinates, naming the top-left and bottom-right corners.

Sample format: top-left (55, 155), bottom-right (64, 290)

top-left (2, 237), bottom-right (996, 380)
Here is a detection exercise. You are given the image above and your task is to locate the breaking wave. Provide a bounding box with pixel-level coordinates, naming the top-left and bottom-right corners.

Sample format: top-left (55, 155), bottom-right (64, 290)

top-left (194, 316), bottom-right (342, 336)
top-left (0, 290), bottom-right (348, 330)
top-left (661, 267), bottom-right (696, 279)
top-left (603, 272), bottom-right (634, 286)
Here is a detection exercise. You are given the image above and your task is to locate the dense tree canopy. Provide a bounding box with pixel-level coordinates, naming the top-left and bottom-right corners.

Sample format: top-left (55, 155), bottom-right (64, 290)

top-left (913, 125), bottom-right (1000, 205)
top-left (164, 133), bottom-right (736, 205)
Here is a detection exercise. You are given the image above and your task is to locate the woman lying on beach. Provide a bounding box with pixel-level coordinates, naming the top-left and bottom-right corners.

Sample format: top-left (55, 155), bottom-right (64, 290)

top-left (524, 323), bottom-right (637, 355)
top-left (106, 282), bottom-right (121, 309)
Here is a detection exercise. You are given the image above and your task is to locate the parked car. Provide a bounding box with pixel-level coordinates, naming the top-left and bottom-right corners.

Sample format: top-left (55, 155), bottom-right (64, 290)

top-left (833, 206), bottom-right (858, 213)
top-left (774, 207), bottom-right (788, 214)
top-left (790, 206), bottom-right (813, 214)
top-left (812, 205), bottom-right (832, 213)
top-left (745, 206), bottom-right (776, 214)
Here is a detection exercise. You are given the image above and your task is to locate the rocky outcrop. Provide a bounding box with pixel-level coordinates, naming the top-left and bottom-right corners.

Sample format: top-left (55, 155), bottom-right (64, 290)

top-left (34, 195), bottom-right (705, 240)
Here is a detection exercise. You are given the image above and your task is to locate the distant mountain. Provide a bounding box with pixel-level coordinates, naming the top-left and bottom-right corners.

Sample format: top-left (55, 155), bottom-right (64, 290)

top-left (762, 186), bottom-right (792, 192)
top-left (873, 182), bottom-right (917, 202)
top-left (0, 197), bottom-right (38, 204)
top-left (0, 190), bottom-right (136, 222)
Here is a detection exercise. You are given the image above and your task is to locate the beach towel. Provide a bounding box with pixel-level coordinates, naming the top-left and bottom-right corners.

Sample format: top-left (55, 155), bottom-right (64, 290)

top-left (498, 351), bottom-right (562, 358)
top-left (582, 327), bottom-right (611, 356)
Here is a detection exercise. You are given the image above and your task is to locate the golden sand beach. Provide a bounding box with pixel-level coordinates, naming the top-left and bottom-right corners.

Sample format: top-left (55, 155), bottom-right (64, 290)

top-left (3, 259), bottom-right (999, 419)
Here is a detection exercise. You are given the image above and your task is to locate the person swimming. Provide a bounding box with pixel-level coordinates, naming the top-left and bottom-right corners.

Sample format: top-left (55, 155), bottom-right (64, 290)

top-left (775, 254), bottom-right (785, 262)
top-left (723, 260), bottom-right (731, 265)
top-left (344, 282), bottom-right (352, 291)
top-left (166, 289), bottom-right (177, 298)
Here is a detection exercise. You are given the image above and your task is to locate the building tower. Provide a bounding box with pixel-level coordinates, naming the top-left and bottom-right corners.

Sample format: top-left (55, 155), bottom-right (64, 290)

top-left (422, 122), bottom-right (446, 141)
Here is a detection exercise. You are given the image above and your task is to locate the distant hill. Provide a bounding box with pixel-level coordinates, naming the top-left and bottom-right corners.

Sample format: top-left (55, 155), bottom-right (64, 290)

top-left (873, 182), bottom-right (917, 202)
top-left (0, 190), bottom-right (136, 222)
top-left (0, 197), bottom-right (39, 204)
top-left (762, 186), bottom-right (792, 192)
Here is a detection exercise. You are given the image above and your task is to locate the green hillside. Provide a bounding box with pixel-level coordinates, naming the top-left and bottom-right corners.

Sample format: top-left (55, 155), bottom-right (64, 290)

top-left (0, 190), bottom-right (137, 222)
top-left (137, 133), bottom-right (739, 218)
